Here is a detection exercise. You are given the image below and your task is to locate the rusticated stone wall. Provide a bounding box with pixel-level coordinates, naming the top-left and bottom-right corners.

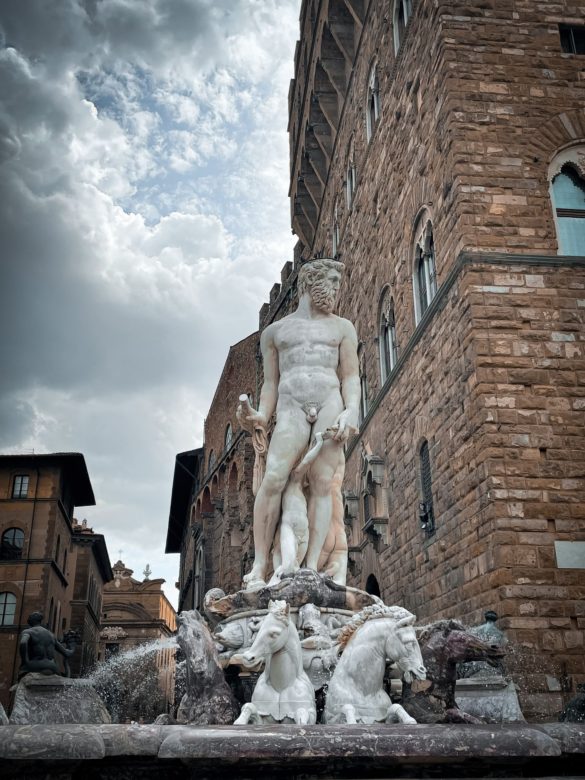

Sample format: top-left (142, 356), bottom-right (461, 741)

top-left (344, 254), bottom-right (585, 717)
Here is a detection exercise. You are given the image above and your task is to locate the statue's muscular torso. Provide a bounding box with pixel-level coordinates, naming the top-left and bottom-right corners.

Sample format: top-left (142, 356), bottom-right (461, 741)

top-left (269, 314), bottom-right (348, 408)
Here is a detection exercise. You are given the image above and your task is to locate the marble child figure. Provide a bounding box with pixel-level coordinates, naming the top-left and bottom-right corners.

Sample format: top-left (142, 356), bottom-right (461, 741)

top-left (238, 258), bottom-right (360, 590)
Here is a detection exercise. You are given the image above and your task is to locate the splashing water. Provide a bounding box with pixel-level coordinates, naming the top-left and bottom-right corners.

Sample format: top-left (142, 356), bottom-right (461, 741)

top-left (89, 637), bottom-right (178, 723)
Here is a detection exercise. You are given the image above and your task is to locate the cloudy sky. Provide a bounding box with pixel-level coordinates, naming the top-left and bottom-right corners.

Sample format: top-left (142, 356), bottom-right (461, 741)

top-left (0, 0), bottom-right (298, 605)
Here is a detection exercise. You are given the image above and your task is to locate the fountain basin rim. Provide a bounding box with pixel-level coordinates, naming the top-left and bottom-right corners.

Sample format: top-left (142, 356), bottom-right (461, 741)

top-left (2, 722), bottom-right (583, 763)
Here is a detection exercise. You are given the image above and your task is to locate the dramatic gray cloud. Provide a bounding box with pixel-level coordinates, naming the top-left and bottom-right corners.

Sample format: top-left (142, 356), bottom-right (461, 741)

top-left (0, 0), bottom-right (298, 603)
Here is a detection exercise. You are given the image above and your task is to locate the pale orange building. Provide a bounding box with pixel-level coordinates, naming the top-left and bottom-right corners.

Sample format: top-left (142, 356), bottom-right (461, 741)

top-left (99, 560), bottom-right (176, 717)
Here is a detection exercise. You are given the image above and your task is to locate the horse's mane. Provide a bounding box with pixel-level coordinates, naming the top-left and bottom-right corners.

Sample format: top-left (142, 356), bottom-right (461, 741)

top-left (416, 619), bottom-right (466, 645)
top-left (337, 604), bottom-right (414, 649)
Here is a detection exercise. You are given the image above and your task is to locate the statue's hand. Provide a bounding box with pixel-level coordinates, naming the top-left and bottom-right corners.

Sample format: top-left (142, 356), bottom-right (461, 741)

top-left (243, 408), bottom-right (267, 429)
top-left (332, 409), bottom-right (358, 442)
top-left (237, 394), bottom-right (267, 431)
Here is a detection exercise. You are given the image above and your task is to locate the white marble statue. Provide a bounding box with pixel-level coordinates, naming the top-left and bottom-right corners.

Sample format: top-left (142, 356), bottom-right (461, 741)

top-left (323, 604), bottom-right (426, 725)
top-left (237, 258), bottom-right (360, 590)
top-left (234, 600), bottom-right (316, 725)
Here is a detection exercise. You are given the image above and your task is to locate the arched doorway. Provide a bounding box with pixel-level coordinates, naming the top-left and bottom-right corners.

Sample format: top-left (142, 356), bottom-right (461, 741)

top-left (365, 573), bottom-right (381, 598)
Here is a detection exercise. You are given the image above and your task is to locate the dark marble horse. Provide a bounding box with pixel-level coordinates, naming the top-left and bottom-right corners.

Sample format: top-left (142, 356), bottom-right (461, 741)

top-left (402, 619), bottom-right (505, 723)
top-left (175, 610), bottom-right (239, 725)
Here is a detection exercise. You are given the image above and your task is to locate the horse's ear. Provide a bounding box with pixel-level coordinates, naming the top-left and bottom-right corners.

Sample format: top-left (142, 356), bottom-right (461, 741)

top-left (396, 615), bottom-right (416, 628)
top-left (283, 602), bottom-right (290, 617)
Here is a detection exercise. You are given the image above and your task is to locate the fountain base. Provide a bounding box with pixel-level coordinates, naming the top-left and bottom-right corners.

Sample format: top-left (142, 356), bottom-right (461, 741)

top-left (0, 723), bottom-right (583, 778)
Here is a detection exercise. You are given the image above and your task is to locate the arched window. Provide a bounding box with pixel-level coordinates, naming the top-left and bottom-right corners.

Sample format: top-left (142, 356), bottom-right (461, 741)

top-left (63, 549), bottom-right (67, 575)
top-left (224, 423), bottom-right (233, 451)
top-left (0, 527), bottom-right (24, 560)
top-left (358, 346), bottom-right (368, 425)
top-left (363, 471), bottom-right (375, 524)
top-left (48, 597), bottom-right (54, 630)
top-left (0, 592), bottom-right (16, 625)
top-left (346, 144), bottom-right (357, 208)
top-left (393, 0), bottom-right (413, 54)
top-left (413, 216), bottom-right (437, 323)
top-left (208, 450), bottom-right (216, 474)
top-left (551, 163), bottom-right (585, 255)
top-left (379, 295), bottom-right (398, 383)
top-left (419, 439), bottom-right (435, 535)
top-left (54, 601), bottom-right (60, 634)
top-left (55, 535), bottom-right (60, 564)
top-left (332, 200), bottom-right (340, 256)
top-left (366, 65), bottom-right (380, 142)
top-left (193, 546), bottom-right (205, 611)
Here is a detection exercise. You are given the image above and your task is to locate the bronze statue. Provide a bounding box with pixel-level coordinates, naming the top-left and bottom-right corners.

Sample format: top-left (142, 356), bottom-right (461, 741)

top-left (18, 612), bottom-right (75, 677)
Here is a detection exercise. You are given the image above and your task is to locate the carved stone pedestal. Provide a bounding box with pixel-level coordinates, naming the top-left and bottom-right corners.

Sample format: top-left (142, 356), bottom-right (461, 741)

top-left (9, 673), bottom-right (111, 725)
top-left (455, 675), bottom-right (525, 723)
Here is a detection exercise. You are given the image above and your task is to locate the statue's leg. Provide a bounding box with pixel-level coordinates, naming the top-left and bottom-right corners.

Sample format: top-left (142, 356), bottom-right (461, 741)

top-left (294, 707), bottom-right (311, 725)
top-left (305, 449), bottom-right (342, 571)
top-left (340, 703), bottom-right (358, 724)
top-left (244, 408), bottom-right (309, 587)
top-left (234, 703), bottom-right (261, 725)
top-left (386, 703), bottom-right (417, 725)
top-left (319, 452), bottom-right (348, 584)
top-left (277, 516), bottom-right (300, 577)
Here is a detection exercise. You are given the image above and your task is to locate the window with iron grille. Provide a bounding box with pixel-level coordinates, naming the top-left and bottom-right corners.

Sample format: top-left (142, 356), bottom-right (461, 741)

top-left (420, 440), bottom-right (435, 534)
top-left (12, 474), bottom-right (29, 499)
top-left (380, 296), bottom-right (398, 383)
top-left (366, 66), bottom-right (380, 142)
top-left (393, 0), bottom-right (413, 54)
top-left (559, 24), bottom-right (585, 54)
top-left (0, 528), bottom-right (24, 560)
top-left (413, 218), bottom-right (437, 323)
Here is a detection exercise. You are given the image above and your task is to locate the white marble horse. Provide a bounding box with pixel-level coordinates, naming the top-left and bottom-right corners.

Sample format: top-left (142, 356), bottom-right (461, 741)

top-left (324, 604), bottom-right (426, 725)
top-left (234, 600), bottom-right (316, 725)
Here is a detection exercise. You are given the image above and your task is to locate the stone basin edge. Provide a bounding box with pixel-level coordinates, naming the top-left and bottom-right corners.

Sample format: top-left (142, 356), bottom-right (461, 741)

top-left (1, 723), bottom-right (583, 762)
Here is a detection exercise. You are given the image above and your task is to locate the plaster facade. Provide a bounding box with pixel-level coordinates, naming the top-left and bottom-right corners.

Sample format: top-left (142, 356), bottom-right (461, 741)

top-left (99, 560), bottom-right (177, 717)
top-left (0, 453), bottom-right (112, 710)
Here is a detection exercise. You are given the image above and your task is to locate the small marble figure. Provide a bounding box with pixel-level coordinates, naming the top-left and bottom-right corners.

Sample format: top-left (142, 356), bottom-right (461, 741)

top-left (324, 604), bottom-right (426, 725)
top-left (237, 258), bottom-right (360, 590)
top-left (234, 599), bottom-right (316, 725)
top-left (272, 431), bottom-right (328, 583)
top-left (18, 612), bottom-right (75, 677)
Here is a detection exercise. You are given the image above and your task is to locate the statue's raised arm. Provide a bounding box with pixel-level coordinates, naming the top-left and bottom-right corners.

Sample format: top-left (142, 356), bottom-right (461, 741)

top-left (237, 258), bottom-right (360, 591)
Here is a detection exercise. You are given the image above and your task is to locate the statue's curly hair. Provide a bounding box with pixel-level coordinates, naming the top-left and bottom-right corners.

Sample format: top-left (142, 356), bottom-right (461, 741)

top-left (298, 258), bottom-right (345, 296)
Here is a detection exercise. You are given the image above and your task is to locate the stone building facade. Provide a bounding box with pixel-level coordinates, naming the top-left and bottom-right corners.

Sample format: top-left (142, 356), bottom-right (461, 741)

top-left (169, 0), bottom-right (585, 718)
top-left (287, 0), bottom-right (585, 717)
top-left (0, 453), bottom-right (112, 710)
top-left (99, 560), bottom-right (176, 717)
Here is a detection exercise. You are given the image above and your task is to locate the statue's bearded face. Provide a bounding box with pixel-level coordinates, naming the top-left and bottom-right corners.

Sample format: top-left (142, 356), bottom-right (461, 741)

top-left (309, 269), bottom-right (341, 313)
